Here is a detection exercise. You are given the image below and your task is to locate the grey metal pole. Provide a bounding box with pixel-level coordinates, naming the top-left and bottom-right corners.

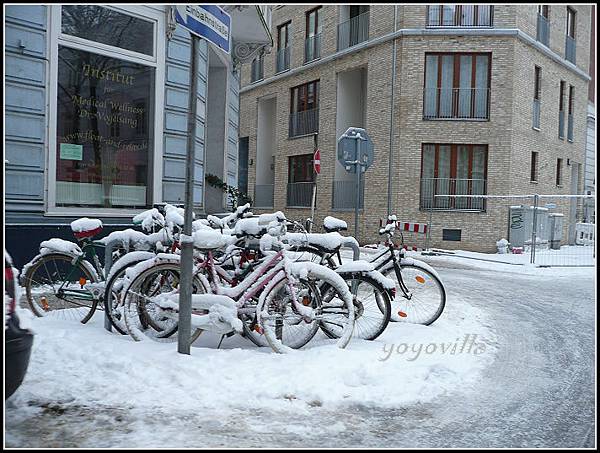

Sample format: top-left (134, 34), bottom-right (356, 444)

top-left (354, 138), bottom-right (361, 241)
top-left (103, 241), bottom-right (115, 332)
top-left (309, 133), bottom-right (318, 233)
top-left (386, 5), bottom-right (399, 216)
top-left (178, 34), bottom-right (199, 355)
top-left (531, 194), bottom-right (539, 265)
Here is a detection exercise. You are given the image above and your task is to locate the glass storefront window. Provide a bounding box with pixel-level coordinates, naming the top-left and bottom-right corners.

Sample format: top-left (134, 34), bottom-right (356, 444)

top-left (56, 45), bottom-right (155, 208)
top-left (61, 5), bottom-right (154, 57)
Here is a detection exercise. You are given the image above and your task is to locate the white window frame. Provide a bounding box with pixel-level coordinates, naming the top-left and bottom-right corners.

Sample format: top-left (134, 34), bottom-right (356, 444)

top-left (45, 5), bottom-right (165, 217)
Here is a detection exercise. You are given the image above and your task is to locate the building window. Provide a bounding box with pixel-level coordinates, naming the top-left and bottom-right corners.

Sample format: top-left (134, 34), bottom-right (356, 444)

top-left (61, 5), bottom-right (154, 57)
top-left (289, 80), bottom-right (319, 137)
top-left (567, 84), bottom-right (575, 141)
top-left (251, 53), bottom-right (264, 83)
top-left (276, 21), bottom-right (291, 73)
top-left (287, 154), bottom-right (315, 207)
top-left (536, 5), bottom-right (550, 46)
top-left (558, 80), bottom-right (566, 139)
top-left (54, 6), bottom-right (157, 209)
top-left (337, 5), bottom-right (370, 50)
top-left (305, 7), bottom-right (322, 62)
top-left (420, 143), bottom-right (488, 211)
top-left (531, 152), bottom-right (539, 182)
top-left (424, 53), bottom-right (491, 120)
top-left (426, 5), bottom-right (493, 27)
top-left (556, 158), bottom-right (563, 186)
top-left (565, 7), bottom-right (576, 63)
top-left (533, 66), bottom-right (542, 129)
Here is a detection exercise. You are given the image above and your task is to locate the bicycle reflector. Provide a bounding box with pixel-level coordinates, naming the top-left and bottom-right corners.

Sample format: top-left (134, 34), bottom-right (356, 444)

top-left (79, 277), bottom-right (87, 287)
top-left (254, 325), bottom-right (264, 335)
top-left (397, 311), bottom-right (408, 318)
top-left (302, 295), bottom-right (311, 306)
top-left (40, 296), bottom-right (49, 311)
top-left (415, 275), bottom-right (426, 284)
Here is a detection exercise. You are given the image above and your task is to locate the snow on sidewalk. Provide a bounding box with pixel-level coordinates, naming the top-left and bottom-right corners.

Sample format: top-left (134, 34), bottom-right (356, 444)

top-left (11, 298), bottom-right (496, 414)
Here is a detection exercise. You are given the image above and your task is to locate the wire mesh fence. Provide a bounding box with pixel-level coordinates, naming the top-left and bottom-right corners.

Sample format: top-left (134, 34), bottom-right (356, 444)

top-left (425, 193), bottom-right (595, 267)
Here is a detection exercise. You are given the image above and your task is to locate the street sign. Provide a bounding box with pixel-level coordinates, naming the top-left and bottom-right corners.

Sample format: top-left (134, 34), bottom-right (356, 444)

top-left (336, 127), bottom-right (375, 239)
top-left (313, 149), bottom-right (321, 175)
top-left (337, 127), bottom-right (374, 173)
top-left (174, 5), bottom-right (231, 53)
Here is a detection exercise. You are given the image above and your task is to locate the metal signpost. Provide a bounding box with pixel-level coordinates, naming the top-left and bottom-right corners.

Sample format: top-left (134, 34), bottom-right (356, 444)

top-left (310, 141), bottom-right (320, 233)
top-left (173, 5), bottom-right (231, 355)
top-left (337, 127), bottom-right (374, 239)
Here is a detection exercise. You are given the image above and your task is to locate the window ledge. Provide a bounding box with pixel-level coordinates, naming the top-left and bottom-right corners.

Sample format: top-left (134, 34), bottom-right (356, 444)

top-left (532, 126), bottom-right (541, 131)
top-left (423, 117), bottom-right (489, 122)
top-left (288, 132), bottom-right (319, 140)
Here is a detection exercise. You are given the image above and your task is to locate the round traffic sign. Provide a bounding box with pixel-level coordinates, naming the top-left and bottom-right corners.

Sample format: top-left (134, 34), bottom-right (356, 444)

top-left (313, 149), bottom-right (321, 175)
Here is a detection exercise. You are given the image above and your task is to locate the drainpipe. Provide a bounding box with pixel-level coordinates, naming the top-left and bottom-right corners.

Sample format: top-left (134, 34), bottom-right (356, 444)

top-left (387, 5), bottom-right (399, 216)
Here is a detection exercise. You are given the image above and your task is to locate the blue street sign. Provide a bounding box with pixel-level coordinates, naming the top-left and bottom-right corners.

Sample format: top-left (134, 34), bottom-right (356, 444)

top-left (175, 5), bottom-right (231, 53)
top-left (337, 127), bottom-right (374, 173)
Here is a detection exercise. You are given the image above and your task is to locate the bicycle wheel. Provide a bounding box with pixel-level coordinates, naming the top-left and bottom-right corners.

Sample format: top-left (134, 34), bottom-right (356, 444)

top-left (103, 253), bottom-right (155, 335)
top-left (123, 262), bottom-right (205, 341)
top-left (256, 277), bottom-right (321, 352)
top-left (382, 263), bottom-right (446, 325)
top-left (23, 253), bottom-right (99, 323)
top-left (319, 273), bottom-right (391, 341)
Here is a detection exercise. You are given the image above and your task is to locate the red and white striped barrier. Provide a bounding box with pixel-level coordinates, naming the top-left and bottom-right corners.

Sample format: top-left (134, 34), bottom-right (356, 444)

top-left (397, 222), bottom-right (428, 235)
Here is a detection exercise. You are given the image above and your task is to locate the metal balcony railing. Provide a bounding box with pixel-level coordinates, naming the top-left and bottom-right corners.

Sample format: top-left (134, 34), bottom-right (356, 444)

top-left (251, 58), bottom-right (264, 83)
top-left (423, 87), bottom-right (490, 120)
top-left (286, 182), bottom-right (315, 207)
top-left (337, 11), bottom-right (369, 51)
top-left (558, 110), bottom-right (565, 139)
top-left (533, 99), bottom-right (541, 129)
top-left (289, 108), bottom-right (319, 137)
top-left (332, 179), bottom-right (364, 210)
top-left (567, 113), bottom-right (574, 141)
top-left (304, 34), bottom-right (321, 63)
top-left (426, 5), bottom-right (493, 27)
top-left (536, 14), bottom-right (550, 46)
top-left (565, 35), bottom-right (576, 64)
top-left (254, 184), bottom-right (274, 208)
top-left (275, 46), bottom-right (290, 73)
top-left (420, 178), bottom-right (487, 211)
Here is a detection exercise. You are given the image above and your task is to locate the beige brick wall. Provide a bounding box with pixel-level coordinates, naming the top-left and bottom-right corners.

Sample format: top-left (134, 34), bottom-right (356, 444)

top-left (515, 5), bottom-right (591, 74)
top-left (239, 4), bottom-right (592, 252)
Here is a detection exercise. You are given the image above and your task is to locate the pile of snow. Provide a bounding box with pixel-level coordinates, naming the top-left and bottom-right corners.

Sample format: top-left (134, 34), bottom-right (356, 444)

top-left (39, 238), bottom-right (83, 256)
top-left (284, 232), bottom-right (359, 252)
top-left (323, 216), bottom-right (347, 231)
top-left (9, 296), bottom-right (496, 413)
top-left (70, 218), bottom-right (102, 233)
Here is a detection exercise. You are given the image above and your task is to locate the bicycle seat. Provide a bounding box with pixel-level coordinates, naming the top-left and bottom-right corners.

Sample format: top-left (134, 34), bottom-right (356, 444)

top-left (323, 216), bottom-right (348, 233)
top-left (70, 218), bottom-right (103, 240)
top-left (192, 229), bottom-right (229, 250)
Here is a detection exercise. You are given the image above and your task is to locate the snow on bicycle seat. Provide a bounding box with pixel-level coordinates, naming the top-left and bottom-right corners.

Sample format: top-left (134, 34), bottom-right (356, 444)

top-left (323, 216), bottom-right (348, 233)
top-left (70, 218), bottom-right (103, 239)
top-left (234, 217), bottom-right (267, 238)
top-left (192, 229), bottom-right (229, 250)
top-left (284, 232), bottom-right (358, 253)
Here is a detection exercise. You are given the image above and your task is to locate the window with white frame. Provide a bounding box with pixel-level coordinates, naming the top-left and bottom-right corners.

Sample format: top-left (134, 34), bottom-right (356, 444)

top-left (50, 5), bottom-right (162, 211)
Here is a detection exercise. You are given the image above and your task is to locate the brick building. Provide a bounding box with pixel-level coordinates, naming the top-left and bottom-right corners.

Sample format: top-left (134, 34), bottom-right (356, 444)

top-left (239, 4), bottom-right (593, 251)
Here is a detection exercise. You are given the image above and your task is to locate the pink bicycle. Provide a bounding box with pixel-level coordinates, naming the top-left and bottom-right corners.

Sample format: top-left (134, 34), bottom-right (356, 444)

top-left (121, 216), bottom-right (355, 353)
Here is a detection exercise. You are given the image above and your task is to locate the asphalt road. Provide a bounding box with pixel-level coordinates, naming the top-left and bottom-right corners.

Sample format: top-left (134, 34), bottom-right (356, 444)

top-left (5, 258), bottom-right (595, 448)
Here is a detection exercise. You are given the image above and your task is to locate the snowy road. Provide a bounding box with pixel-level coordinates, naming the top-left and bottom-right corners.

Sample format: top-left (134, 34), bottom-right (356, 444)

top-left (5, 257), bottom-right (595, 448)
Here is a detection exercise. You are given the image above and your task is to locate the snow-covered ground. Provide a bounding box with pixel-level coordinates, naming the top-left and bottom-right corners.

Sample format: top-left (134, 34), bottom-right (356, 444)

top-left (5, 253), bottom-right (595, 448)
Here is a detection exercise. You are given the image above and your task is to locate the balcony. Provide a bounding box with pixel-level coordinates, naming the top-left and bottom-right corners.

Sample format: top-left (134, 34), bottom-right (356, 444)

top-left (304, 33), bottom-right (321, 63)
top-left (426, 5), bottom-right (493, 27)
top-left (275, 46), bottom-right (290, 73)
top-left (533, 99), bottom-right (541, 129)
top-left (536, 14), bottom-right (550, 47)
top-left (250, 58), bottom-right (263, 83)
top-left (287, 182), bottom-right (315, 207)
top-left (558, 110), bottom-right (565, 139)
top-left (289, 108), bottom-right (319, 138)
top-left (565, 35), bottom-right (576, 64)
top-left (332, 179), bottom-right (364, 210)
top-left (567, 113), bottom-right (574, 141)
top-left (420, 178), bottom-right (487, 212)
top-left (337, 11), bottom-right (369, 51)
top-left (254, 184), bottom-right (274, 208)
top-left (423, 87), bottom-right (490, 120)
